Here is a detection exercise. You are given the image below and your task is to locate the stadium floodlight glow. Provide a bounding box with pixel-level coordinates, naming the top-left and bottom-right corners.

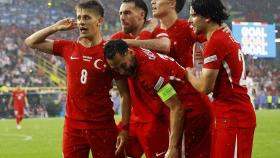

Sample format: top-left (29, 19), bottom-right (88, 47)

top-left (276, 30), bottom-right (279, 33)
top-left (48, 2), bottom-right (52, 7)
top-left (276, 38), bottom-right (280, 43)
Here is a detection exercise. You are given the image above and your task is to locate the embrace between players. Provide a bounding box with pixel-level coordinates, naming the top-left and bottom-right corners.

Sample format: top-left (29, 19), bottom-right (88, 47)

top-left (25, 0), bottom-right (256, 158)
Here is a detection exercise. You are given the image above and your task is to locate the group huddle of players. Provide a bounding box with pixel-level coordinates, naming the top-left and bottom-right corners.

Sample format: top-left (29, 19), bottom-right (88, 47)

top-left (22, 0), bottom-right (256, 158)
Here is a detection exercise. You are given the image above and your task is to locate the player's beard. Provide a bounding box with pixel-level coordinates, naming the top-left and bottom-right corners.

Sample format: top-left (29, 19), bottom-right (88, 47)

top-left (123, 27), bottom-right (133, 34)
top-left (122, 24), bottom-right (137, 35)
top-left (127, 58), bottom-right (137, 76)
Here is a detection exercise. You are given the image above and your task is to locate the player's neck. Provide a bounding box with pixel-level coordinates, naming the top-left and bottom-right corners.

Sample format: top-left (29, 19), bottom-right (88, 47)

top-left (205, 23), bottom-right (220, 40)
top-left (79, 33), bottom-right (102, 48)
top-left (131, 21), bottom-right (145, 37)
top-left (159, 11), bottom-right (177, 30)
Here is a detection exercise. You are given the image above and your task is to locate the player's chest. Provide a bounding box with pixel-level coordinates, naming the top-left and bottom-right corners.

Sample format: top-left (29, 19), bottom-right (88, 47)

top-left (15, 93), bottom-right (24, 100)
top-left (66, 50), bottom-right (107, 74)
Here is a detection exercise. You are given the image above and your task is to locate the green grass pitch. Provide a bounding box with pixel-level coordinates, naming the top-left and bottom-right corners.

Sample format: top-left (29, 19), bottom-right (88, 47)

top-left (0, 110), bottom-right (280, 158)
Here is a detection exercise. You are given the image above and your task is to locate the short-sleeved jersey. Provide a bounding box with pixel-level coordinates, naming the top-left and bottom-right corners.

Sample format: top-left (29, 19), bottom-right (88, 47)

top-left (165, 19), bottom-right (205, 95)
top-left (53, 40), bottom-right (118, 129)
top-left (111, 28), bottom-right (170, 123)
top-left (12, 90), bottom-right (26, 107)
top-left (166, 19), bottom-right (205, 68)
top-left (203, 29), bottom-right (256, 128)
top-left (130, 48), bottom-right (210, 117)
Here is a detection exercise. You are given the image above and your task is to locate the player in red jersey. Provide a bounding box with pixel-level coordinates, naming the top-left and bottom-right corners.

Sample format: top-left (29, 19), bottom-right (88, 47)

top-left (151, 0), bottom-right (205, 67)
top-left (104, 40), bottom-right (213, 158)
top-left (111, 1), bottom-right (171, 158)
top-left (25, 1), bottom-right (130, 158)
top-left (112, 0), bottom-right (170, 53)
top-left (186, 0), bottom-right (256, 158)
top-left (8, 86), bottom-right (29, 130)
top-left (151, 0), bottom-right (215, 157)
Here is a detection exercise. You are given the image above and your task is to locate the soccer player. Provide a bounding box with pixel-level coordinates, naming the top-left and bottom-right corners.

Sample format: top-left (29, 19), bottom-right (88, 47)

top-left (104, 40), bottom-right (212, 158)
top-left (8, 86), bottom-right (29, 130)
top-left (25, 1), bottom-right (130, 158)
top-left (112, 0), bottom-right (170, 53)
top-left (151, 0), bottom-right (214, 157)
top-left (186, 0), bottom-right (256, 157)
top-left (112, 1), bottom-right (171, 157)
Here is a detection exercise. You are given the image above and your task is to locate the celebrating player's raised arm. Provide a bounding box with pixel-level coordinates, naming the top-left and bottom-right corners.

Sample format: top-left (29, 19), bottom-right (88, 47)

top-left (25, 18), bottom-right (77, 54)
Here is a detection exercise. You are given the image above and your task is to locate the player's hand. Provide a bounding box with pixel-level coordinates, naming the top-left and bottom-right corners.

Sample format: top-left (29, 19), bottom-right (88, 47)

top-left (142, 18), bottom-right (159, 32)
top-left (164, 146), bottom-right (179, 158)
top-left (115, 130), bottom-right (128, 155)
top-left (53, 18), bottom-right (77, 31)
top-left (220, 23), bottom-right (231, 34)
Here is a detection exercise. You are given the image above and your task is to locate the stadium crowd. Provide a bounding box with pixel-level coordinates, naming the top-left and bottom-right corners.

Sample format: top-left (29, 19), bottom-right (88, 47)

top-left (0, 0), bottom-right (280, 120)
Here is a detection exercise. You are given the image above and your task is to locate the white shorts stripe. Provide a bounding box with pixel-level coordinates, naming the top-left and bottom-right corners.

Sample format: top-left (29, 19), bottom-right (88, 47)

top-left (234, 134), bottom-right (238, 158)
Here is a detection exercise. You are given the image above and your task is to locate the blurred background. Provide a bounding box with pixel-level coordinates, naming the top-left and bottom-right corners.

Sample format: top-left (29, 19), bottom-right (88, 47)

top-left (0, 0), bottom-right (279, 118)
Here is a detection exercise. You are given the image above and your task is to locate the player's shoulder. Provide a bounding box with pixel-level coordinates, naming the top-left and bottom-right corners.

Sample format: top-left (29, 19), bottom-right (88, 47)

top-left (152, 26), bottom-right (169, 38)
top-left (176, 19), bottom-right (191, 28)
top-left (208, 29), bottom-right (230, 45)
top-left (110, 31), bottom-right (130, 40)
top-left (212, 29), bottom-right (231, 41)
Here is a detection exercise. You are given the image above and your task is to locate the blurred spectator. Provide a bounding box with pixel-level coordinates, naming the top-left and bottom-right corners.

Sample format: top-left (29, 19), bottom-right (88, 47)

top-left (109, 86), bottom-right (121, 114)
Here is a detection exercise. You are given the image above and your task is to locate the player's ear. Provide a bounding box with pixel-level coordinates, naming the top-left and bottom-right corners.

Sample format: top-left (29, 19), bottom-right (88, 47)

top-left (140, 10), bottom-right (145, 20)
top-left (127, 48), bottom-right (134, 55)
top-left (169, 0), bottom-right (176, 8)
top-left (97, 17), bottom-right (104, 26)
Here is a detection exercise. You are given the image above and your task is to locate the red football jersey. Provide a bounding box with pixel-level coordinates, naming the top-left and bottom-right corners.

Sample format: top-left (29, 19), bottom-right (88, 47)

top-left (165, 19), bottom-right (205, 95)
top-left (53, 40), bottom-right (118, 129)
top-left (131, 48), bottom-right (209, 116)
top-left (12, 90), bottom-right (26, 108)
top-left (165, 19), bottom-right (205, 68)
top-left (203, 29), bottom-right (256, 128)
top-left (111, 28), bottom-right (170, 123)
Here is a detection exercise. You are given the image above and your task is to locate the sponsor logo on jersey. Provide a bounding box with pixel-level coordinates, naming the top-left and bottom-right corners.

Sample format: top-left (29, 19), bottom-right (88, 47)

top-left (155, 151), bottom-right (166, 157)
top-left (70, 56), bottom-right (79, 60)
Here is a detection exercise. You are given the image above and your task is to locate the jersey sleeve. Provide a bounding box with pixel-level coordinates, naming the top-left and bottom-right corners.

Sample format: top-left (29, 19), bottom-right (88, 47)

top-left (146, 55), bottom-right (185, 93)
top-left (203, 36), bottom-right (226, 69)
top-left (53, 39), bottom-right (73, 57)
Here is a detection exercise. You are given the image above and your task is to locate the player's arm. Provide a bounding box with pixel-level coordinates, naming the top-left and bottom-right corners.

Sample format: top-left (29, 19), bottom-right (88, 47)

top-left (115, 78), bottom-right (131, 155)
top-left (124, 19), bottom-right (170, 54)
top-left (157, 83), bottom-right (185, 158)
top-left (123, 37), bottom-right (170, 54)
top-left (25, 18), bottom-right (77, 54)
top-left (185, 68), bottom-right (219, 94)
top-left (24, 93), bottom-right (29, 108)
top-left (8, 93), bottom-right (13, 109)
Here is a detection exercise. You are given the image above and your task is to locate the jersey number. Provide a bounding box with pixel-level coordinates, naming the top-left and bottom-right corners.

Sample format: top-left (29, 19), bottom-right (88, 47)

top-left (80, 69), bottom-right (88, 84)
top-left (238, 49), bottom-right (246, 86)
